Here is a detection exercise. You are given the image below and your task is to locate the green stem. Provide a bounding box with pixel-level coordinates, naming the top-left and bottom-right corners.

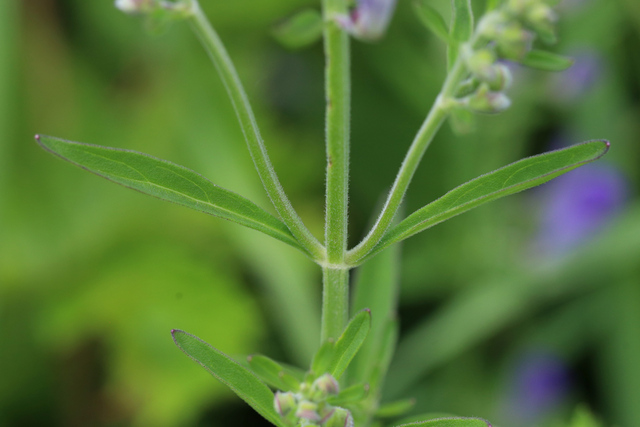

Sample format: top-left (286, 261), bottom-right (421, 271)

top-left (322, 267), bottom-right (350, 342)
top-left (346, 54), bottom-right (468, 265)
top-left (188, 1), bottom-right (325, 261)
top-left (321, 0), bottom-right (351, 341)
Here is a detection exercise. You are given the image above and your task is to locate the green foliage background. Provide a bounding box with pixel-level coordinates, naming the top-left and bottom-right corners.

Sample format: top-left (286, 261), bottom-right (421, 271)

top-left (1, 0), bottom-right (639, 426)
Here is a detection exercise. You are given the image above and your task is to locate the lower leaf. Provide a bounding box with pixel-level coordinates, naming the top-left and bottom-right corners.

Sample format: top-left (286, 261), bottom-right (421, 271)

top-left (171, 330), bottom-right (286, 427)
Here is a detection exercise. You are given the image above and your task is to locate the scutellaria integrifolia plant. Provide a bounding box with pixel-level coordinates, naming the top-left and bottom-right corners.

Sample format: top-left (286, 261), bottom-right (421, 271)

top-left (36, 0), bottom-right (610, 426)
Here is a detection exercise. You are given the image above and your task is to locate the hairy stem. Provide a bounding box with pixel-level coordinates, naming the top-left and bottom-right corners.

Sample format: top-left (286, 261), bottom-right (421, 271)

top-left (188, 1), bottom-right (325, 260)
top-left (322, 267), bottom-right (350, 342)
top-left (321, 0), bottom-right (351, 341)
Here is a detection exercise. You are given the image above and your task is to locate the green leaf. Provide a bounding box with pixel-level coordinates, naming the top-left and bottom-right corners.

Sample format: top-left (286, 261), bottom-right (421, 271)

top-left (36, 135), bottom-right (303, 252)
top-left (368, 318), bottom-right (399, 390)
top-left (521, 49), bottom-right (574, 71)
top-left (271, 9), bottom-right (323, 50)
top-left (376, 398), bottom-right (416, 418)
top-left (448, 0), bottom-right (473, 68)
top-left (326, 383), bottom-right (370, 405)
top-left (171, 330), bottom-right (285, 427)
top-left (351, 243), bottom-right (400, 386)
top-left (413, 0), bottom-right (450, 43)
top-left (311, 340), bottom-right (336, 376)
top-left (329, 309), bottom-right (372, 379)
top-left (373, 140), bottom-right (610, 257)
top-left (394, 417), bottom-right (492, 427)
top-left (450, 0), bottom-right (473, 42)
top-left (247, 354), bottom-right (302, 392)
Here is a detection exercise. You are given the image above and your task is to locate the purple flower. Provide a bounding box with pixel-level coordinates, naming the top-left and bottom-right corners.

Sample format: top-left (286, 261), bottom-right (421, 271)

top-left (535, 163), bottom-right (628, 256)
top-left (335, 0), bottom-right (398, 41)
top-left (502, 351), bottom-right (571, 423)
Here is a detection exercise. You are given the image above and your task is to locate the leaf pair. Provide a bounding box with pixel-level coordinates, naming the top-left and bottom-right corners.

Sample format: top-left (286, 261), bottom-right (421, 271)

top-left (35, 135), bottom-right (305, 253)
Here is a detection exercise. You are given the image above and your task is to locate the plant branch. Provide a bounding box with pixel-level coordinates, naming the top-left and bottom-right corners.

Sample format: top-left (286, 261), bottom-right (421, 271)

top-left (188, 1), bottom-right (325, 260)
top-left (346, 50), bottom-right (469, 265)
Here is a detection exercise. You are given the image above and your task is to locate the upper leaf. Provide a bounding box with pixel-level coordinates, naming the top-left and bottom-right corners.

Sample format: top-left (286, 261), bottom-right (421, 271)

top-left (521, 49), bottom-right (574, 72)
top-left (328, 309), bottom-right (372, 379)
top-left (414, 0), bottom-right (450, 43)
top-left (36, 135), bottom-right (303, 252)
top-left (394, 416), bottom-right (492, 427)
top-left (172, 330), bottom-right (286, 427)
top-left (271, 8), bottom-right (323, 50)
top-left (448, 0), bottom-right (473, 68)
top-left (450, 0), bottom-right (473, 42)
top-left (367, 140), bottom-right (610, 260)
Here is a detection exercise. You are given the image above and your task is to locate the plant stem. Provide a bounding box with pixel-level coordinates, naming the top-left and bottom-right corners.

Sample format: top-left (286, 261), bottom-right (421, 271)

top-left (346, 55), bottom-right (468, 265)
top-left (322, 267), bottom-right (349, 342)
top-left (188, 1), bottom-right (325, 261)
top-left (321, 0), bottom-right (351, 341)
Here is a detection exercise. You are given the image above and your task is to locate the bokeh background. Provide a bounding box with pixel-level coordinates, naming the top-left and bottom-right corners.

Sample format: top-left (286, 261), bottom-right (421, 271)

top-left (1, 0), bottom-right (639, 426)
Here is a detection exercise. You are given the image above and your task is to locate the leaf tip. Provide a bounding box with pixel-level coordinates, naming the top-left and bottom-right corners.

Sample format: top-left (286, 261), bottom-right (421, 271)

top-left (596, 139), bottom-right (611, 158)
top-left (171, 329), bottom-right (185, 343)
top-left (34, 134), bottom-right (41, 142)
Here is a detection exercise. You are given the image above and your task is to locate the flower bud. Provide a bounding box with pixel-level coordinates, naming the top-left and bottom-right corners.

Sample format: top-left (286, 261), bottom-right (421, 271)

top-left (309, 374), bottom-right (340, 401)
top-left (466, 49), bottom-right (498, 82)
top-left (335, 0), bottom-right (398, 41)
top-left (525, 3), bottom-right (557, 43)
top-left (496, 22), bottom-right (534, 61)
top-left (274, 391), bottom-right (297, 417)
top-left (296, 400), bottom-right (321, 422)
top-left (463, 84), bottom-right (511, 114)
top-left (324, 407), bottom-right (354, 427)
top-left (489, 63), bottom-right (513, 91)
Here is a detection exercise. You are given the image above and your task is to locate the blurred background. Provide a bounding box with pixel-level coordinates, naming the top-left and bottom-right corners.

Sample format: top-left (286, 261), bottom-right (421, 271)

top-left (1, 0), bottom-right (639, 426)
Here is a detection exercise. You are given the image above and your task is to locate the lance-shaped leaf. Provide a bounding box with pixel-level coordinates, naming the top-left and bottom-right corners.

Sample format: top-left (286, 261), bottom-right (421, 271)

top-left (272, 8), bottom-right (323, 50)
top-left (414, 0), bottom-right (450, 43)
top-left (521, 50), bottom-right (574, 72)
top-left (394, 416), bottom-right (492, 427)
top-left (448, 0), bottom-right (474, 68)
top-left (311, 340), bottom-right (336, 376)
top-left (172, 330), bottom-right (286, 427)
top-left (36, 135), bottom-right (303, 252)
top-left (328, 309), bottom-right (372, 379)
top-left (368, 140), bottom-right (610, 260)
top-left (247, 354), bottom-right (302, 392)
top-left (450, 0), bottom-right (473, 42)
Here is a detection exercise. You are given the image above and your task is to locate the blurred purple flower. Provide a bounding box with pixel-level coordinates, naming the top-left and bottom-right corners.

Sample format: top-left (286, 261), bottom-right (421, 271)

top-left (335, 0), bottom-right (398, 41)
top-left (503, 351), bottom-right (571, 423)
top-left (550, 50), bottom-right (603, 102)
top-left (536, 163), bottom-right (628, 256)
